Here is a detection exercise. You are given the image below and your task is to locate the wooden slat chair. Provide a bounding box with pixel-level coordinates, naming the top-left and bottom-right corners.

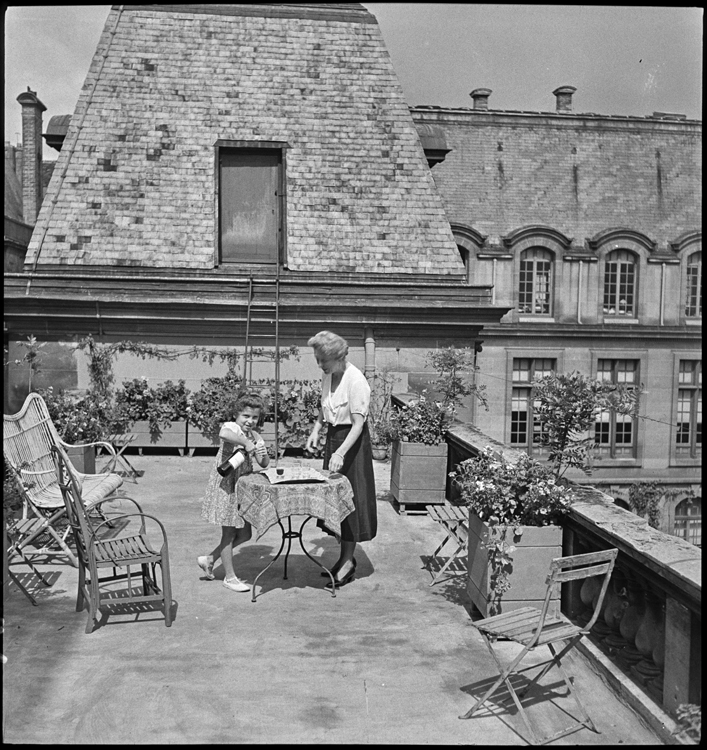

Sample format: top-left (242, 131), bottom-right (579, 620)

top-left (51, 445), bottom-right (173, 633)
top-left (3, 393), bottom-right (124, 566)
top-left (427, 502), bottom-right (469, 585)
top-left (459, 548), bottom-right (618, 745)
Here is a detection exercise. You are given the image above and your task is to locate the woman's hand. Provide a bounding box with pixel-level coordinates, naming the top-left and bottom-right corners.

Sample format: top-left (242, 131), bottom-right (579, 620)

top-left (305, 430), bottom-right (319, 454)
top-left (329, 451), bottom-right (344, 473)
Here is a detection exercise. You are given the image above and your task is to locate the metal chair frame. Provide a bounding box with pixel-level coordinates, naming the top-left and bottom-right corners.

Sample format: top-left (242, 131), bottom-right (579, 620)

top-left (459, 548), bottom-right (618, 745)
top-left (51, 445), bottom-right (173, 633)
top-left (427, 502), bottom-right (469, 585)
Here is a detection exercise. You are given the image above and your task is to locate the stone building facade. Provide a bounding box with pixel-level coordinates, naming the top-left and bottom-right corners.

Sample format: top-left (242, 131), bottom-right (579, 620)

top-left (411, 87), bottom-right (702, 539)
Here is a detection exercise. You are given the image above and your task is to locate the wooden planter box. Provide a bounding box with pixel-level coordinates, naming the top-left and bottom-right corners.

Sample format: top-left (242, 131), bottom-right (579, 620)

top-left (466, 513), bottom-right (563, 618)
top-left (131, 420), bottom-right (188, 454)
top-left (66, 444), bottom-right (96, 474)
top-left (390, 440), bottom-right (447, 514)
top-left (186, 423), bottom-right (219, 453)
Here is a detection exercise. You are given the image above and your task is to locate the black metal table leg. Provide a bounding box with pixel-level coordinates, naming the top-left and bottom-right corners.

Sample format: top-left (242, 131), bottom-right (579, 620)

top-left (250, 515), bottom-right (336, 601)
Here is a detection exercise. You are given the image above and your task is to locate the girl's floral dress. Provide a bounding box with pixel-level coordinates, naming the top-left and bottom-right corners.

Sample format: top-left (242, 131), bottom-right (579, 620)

top-left (200, 423), bottom-right (260, 528)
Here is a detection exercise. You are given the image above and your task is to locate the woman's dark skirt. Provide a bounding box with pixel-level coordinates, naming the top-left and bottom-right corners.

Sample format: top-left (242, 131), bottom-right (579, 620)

top-left (322, 422), bottom-right (377, 543)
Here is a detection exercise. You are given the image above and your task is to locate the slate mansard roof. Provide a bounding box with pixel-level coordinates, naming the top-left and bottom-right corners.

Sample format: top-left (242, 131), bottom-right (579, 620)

top-left (26, 3), bottom-right (463, 276)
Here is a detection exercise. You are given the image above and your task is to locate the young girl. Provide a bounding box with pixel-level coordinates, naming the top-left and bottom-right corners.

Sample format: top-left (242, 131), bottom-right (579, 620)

top-left (198, 394), bottom-right (270, 592)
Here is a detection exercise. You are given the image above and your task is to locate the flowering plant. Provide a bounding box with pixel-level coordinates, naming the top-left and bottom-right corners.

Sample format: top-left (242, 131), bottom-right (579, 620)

top-left (38, 386), bottom-right (129, 444)
top-left (452, 447), bottom-right (574, 528)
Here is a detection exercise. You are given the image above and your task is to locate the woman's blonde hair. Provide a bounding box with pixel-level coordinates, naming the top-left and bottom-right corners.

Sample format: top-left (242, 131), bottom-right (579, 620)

top-left (307, 330), bottom-right (349, 361)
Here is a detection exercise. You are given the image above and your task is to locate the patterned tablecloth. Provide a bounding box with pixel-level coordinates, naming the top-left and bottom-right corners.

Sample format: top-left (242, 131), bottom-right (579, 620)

top-left (236, 470), bottom-right (355, 539)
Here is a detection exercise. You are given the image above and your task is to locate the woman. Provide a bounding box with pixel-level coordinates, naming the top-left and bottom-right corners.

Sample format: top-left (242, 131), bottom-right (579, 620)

top-left (305, 331), bottom-right (377, 588)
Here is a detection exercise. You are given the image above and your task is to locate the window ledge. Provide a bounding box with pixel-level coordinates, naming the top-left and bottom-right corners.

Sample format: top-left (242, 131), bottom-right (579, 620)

top-left (518, 316), bottom-right (556, 323)
top-left (670, 457), bottom-right (702, 467)
top-left (603, 318), bottom-right (639, 324)
top-left (684, 319), bottom-right (702, 326)
top-left (592, 458), bottom-right (640, 468)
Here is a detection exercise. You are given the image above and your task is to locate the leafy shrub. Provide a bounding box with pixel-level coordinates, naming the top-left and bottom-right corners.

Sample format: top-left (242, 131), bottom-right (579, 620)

top-left (189, 375), bottom-right (326, 457)
top-left (386, 347), bottom-right (486, 446)
top-left (115, 378), bottom-right (190, 439)
top-left (38, 386), bottom-right (129, 443)
top-left (4, 458), bottom-right (28, 515)
top-left (274, 379), bottom-right (327, 457)
top-left (188, 371), bottom-right (247, 440)
top-left (386, 394), bottom-right (452, 446)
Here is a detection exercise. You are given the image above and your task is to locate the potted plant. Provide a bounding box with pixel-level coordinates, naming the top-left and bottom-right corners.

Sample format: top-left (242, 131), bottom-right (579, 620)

top-left (368, 370), bottom-right (395, 460)
top-left (451, 371), bottom-right (640, 617)
top-left (388, 347), bottom-right (485, 513)
top-left (452, 447), bottom-right (573, 617)
top-left (38, 386), bottom-right (129, 473)
top-left (115, 378), bottom-right (190, 453)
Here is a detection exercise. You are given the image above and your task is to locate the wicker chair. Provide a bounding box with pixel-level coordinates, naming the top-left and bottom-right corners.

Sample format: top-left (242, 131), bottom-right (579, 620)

top-left (3, 393), bottom-right (124, 566)
top-left (51, 446), bottom-right (173, 633)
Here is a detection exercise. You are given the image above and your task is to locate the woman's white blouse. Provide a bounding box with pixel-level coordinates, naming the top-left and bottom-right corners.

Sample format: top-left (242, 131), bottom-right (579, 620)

top-left (321, 362), bottom-right (370, 425)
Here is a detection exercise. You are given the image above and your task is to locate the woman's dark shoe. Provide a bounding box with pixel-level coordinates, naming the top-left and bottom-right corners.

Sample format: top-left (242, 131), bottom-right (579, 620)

top-left (325, 559), bottom-right (356, 589)
top-left (321, 557), bottom-right (356, 577)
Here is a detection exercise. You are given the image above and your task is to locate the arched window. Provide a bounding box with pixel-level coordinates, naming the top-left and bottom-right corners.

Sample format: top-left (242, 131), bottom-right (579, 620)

top-left (603, 250), bottom-right (637, 316)
top-left (519, 248), bottom-right (553, 315)
top-left (673, 496), bottom-right (701, 547)
top-left (685, 251), bottom-right (702, 318)
top-left (457, 244), bottom-right (469, 279)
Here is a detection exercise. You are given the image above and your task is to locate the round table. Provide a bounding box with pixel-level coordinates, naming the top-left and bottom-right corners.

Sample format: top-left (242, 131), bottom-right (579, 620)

top-left (236, 469), bottom-right (355, 600)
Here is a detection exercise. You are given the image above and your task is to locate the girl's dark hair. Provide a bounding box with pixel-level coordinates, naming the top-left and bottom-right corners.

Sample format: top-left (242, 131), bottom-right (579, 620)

top-left (227, 393), bottom-right (265, 423)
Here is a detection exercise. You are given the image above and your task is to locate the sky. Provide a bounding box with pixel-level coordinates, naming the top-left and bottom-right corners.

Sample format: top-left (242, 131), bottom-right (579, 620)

top-left (4, 4), bottom-right (703, 153)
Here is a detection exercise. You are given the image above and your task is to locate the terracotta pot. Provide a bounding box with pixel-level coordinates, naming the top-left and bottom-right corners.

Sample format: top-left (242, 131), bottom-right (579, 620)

top-left (372, 445), bottom-right (388, 461)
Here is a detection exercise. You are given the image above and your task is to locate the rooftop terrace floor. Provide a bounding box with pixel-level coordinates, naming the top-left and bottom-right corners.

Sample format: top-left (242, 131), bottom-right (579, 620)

top-left (3, 455), bottom-right (663, 744)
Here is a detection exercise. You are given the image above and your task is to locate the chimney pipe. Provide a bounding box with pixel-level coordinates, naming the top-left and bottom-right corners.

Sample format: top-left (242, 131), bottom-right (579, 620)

top-left (553, 85), bottom-right (576, 113)
top-left (16, 87), bottom-right (46, 225)
top-left (470, 88), bottom-right (492, 110)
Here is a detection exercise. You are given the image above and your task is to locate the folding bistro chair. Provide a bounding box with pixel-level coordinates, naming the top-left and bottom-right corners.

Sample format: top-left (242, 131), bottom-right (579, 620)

top-left (3, 393), bottom-right (124, 565)
top-left (52, 446), bottom-right (172, 633)
top-left (427, 502), bottom-right (469, 585)
top-left (97, 432), bottom-right (140, 481)
top-left (459, 548), bottom-right (618, 745)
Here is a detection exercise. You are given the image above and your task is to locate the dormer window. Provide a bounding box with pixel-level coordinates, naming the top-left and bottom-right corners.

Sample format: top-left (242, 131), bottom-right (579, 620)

top-left (519, 248), bottom-right (553, 315)
top-left (217, 141), bottom-right (286, 265)
top-left (603, 249), bottom-right (636, 316)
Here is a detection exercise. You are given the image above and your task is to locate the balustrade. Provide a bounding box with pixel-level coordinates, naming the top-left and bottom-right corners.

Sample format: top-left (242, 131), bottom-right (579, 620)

top-left (444, 420), bottom-right (702, 721)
